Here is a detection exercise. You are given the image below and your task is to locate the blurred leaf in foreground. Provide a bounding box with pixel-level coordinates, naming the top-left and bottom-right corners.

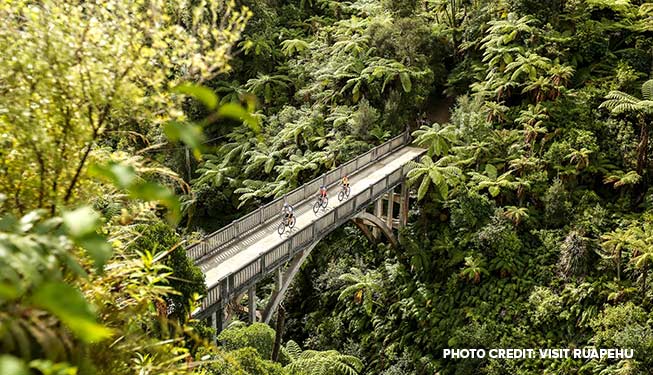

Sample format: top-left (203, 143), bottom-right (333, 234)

top-left (89, 163), bottom-right (181, 224)
top-left (31, 282), bottom-right (113, 343)
top-left (63, 207), bottom-right (112, 271)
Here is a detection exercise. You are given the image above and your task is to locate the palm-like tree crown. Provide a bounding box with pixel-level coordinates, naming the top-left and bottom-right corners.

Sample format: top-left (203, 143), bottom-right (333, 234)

top-left (285, 340), bottom-right (364, 375)
top-left (600, 79), bottom-right (653, 115)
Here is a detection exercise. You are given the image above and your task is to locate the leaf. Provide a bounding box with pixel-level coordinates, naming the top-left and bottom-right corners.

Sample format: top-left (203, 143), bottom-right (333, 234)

top-left (88, 163), bottom-right (137, 190)
top-left (128, 181), bottom-right (181, 224)
top-left (63, 207), bottom-right (112, 271)
top-left (0, 283), bottom-right (19, 301)
top-left (489, 186), bottom-right (500, 197)
top-left (31, 282), bottom-right (113, 343)
top-left (485, 164), bottom-right (498, 179)
top-left (417, 175), bottom-right (430, 200)
top-left (163, 121), bottom-right (205, 157)
top-left (264, 84), bottom-right (272, 103)
top-left (352, 82), bottom-right (361, 103)
top-left (0, 356), bottom-right (28, 375)
top-left (62, 207), bottom-right (101, 238)
top-left (173, 83), bottom-right (218, 110)
top-left (399, 72), bottom-right (412, 93)
top-left (75, 236), bottom-right (113, 271)
top-left (438, 182), bottom-right (449, 199)
top-left (217, 103), bottom-right (261, 133)
top-left (89, 162), bottom-right (181, 225)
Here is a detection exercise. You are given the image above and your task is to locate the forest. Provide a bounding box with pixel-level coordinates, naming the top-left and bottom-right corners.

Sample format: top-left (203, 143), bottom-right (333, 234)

top-left (2, 0), bottom-right (653, 374)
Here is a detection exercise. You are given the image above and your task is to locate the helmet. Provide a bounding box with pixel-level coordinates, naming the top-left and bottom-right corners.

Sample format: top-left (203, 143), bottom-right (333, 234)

top-left (283, 202), bottom-right (289, 207)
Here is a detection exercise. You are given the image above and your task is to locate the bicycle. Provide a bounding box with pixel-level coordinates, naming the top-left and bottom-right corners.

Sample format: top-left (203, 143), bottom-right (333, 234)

top-left (337, 184), bottom-right (351, 201)
top-left (313, 194), bottom-right (328, 214)
top-left (277, 214), bottom-right (296, 235)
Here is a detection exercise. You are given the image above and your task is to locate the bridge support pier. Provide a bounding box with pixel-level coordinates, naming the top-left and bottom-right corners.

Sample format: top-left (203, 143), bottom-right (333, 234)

top-left (399, 179), bottom-right (409, 229)
top-left (210, 306), bottom-right (226, 341)
top-left (386, 188), bottom-right (394, 229)
top-left (248, 287), bottom-right (257, 324)
top-left (373, 199), bottom-right (383, 237)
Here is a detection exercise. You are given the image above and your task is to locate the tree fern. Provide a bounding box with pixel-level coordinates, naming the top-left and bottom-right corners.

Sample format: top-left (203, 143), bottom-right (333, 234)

top-left (600, 79), bottom-right (653, 175)
top-left (468, 164), bottom-right (520, 197)
top-left (281, 39), bottom-right (311, 56)
top-left (284, 341), bottom-right (363, 375)
top-left (194, 155), bottom-right (235, 187)
top-left (244, 147), bottom-right (280, 176)
top-left (406, 155), bottom-right (463, 200)
top-left (603, 170), bottom-right (641, 188)
top-left (245, 73), bottom-right (292, 104)
top-left (332, 35), bottom-right (370, 58)
top-left (412, 123), bottom-right (458, 157)
top-left (338, 268), bottom-right (383, 316)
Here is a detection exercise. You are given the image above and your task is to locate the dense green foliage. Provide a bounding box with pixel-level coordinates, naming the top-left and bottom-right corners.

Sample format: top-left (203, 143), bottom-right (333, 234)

top-left (193, 0), bottom-right (653, 374)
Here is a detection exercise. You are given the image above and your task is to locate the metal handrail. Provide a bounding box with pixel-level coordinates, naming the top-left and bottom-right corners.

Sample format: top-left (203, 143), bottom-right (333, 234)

top-left (187, 131), bottom-right (410, 262)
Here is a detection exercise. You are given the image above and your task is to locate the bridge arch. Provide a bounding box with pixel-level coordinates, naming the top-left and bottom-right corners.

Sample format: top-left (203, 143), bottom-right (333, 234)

top-left (351, 211), bottom-right (398, 247)
top-left (260, 212), bottom-right (398, 324)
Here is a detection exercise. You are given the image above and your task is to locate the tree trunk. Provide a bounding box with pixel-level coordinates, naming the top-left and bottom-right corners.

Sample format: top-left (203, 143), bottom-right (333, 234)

top-left (642, 265), bottom-right (647, 298)
top-left (271, 305), bottom-right (285, 362)
top-left (617, 249), bottom-right (621, 281)
top-left (636, 117), bottom-right (648, 177)
top-left (633, 117), bottom-right (649, 206)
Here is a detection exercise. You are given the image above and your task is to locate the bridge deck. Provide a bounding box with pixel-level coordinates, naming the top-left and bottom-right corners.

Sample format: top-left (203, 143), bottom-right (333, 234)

top-left (198, 146), bottom-right (425, 289)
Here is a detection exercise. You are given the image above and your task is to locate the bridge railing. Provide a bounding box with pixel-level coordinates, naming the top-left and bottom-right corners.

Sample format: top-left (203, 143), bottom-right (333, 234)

top-left (187, 131), bottom-right (410, 262)
top-left (198, 158), bottom-right (418, 312)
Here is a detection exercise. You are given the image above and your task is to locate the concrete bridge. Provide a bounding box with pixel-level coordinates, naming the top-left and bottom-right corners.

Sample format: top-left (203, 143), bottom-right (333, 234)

top-left (186, 132), bottom-right (425, 331)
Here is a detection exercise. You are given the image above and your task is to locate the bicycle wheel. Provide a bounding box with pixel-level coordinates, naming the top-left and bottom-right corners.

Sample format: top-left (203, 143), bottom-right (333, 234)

top-left (345, 186), bottom-right (350, 198)
top-left (321, 196), bottom-right (328, 208)
top-left (313, 201), bottom-right (320, 214)
top-left (289, 216), bottom-right (296, 229)
top-left (338, 190), bottom-right (345, 201)
top-left (277, 222), bottom-right (285, 235)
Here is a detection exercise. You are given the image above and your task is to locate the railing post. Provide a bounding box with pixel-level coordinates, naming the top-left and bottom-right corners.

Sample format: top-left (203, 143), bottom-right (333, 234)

top-left (399, 179), bottom-right (409, 229)
top-left (227, 275), bottom-right (233, 297)
top-left (387, 186), bottom-right (394, 230)
top-left (248, 286), bottom-right (257, 324)
top-left (210, 309), bottom-right (218, 338)
top-left (372, 197), bottom-right (382, 238)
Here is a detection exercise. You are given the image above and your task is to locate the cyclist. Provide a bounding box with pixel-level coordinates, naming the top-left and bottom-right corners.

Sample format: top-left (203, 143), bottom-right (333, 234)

top-left (318, 185), bottom-right (328, 203)
top-left (282, 202), bottom-right (294, 224)
top-left (341, 175), bottom-right (350, 190)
